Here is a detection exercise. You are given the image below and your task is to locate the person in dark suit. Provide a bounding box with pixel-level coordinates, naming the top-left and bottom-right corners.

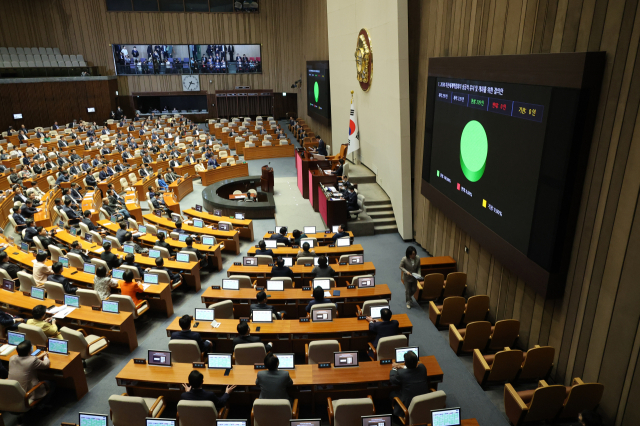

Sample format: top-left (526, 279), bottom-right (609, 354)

top-left (62, 199), bottom-right (80, 225)
top-left (233, 321), bottom-right (272, 352)
top-left (13, 187), bottom-right (29, 205)
top-left (181, 370), bottom-right (236, 409)
top-left (183, 236), bottom-right (208, 269)
top-left (55, 171), bottom-right (70, 186)
top-left (98, 165), bottom-right (109, 181)
top-left (255, 353), bottom-right (293, 400)
top-left (0, 307), bottom-right (24, 331)
top-left (0, 251), bottom-right (21, 279)
top-left (270, 257), bottom-right (294, 280)
top-left (147, 45), bottom-right (153, 58)
top-left (85, 173), bottom-right (97, 190)
top-left (305, 285), bottom-right (336, 313)
top-left (58, 138), bottom-right (68, 148)
top-left (251, 291), bottom-right (281, 320)
top-left (49, 262), bottom-right (78, 294)
top-left (367, 308), bottom-right (400, 358)
top-left (316, 136), bottom-right (327, 156)
top-left (171, 314), bottom-right (213, 352)
top-left (12, 205), bottom-right (27, 234)
top-left (255, 240), bottom-right (273, 256)
top-left (389, 351), bottom-right (430, 418)
top-left (269, 227), bottom-right (292, 247)
top-left (154, 257), bottom-right (181, 284)
top-left (22, 219), bottom-right (38, 244)
top-left (345, 185), bottom-right (359, 211)
top-left (20, 200), bottom-right (38, 220)
top-left (332, 158), bottom-right (345, 177)
top-left (154, 232), bottom-right (174, 257)
top-left (100, 241), bottom-right (123, 269)
top-left (331, 224), bottom-right (349, 242)
top-left (151, 193), bottom-right (172, 217)
top-left (81, 210), bottom-right (98, 232)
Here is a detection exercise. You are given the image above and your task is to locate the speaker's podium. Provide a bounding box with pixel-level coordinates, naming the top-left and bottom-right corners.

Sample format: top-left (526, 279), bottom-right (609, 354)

top-left (261, 165), bottom-right (274, 192)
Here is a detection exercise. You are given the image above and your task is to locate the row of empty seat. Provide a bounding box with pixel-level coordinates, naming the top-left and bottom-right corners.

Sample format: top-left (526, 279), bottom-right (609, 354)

top-left (0, 47), bottom-right (86, 68)
top-left (0, 47), bottom-right (61, 55)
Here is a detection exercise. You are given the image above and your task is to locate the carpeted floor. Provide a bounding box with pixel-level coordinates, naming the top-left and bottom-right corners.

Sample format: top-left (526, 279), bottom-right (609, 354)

top-left (1, 123), bottom-right (530, 426)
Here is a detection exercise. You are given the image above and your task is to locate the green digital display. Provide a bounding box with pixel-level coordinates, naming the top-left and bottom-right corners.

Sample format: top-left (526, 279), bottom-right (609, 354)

top-left (459, 120), bottom-right (488, 182)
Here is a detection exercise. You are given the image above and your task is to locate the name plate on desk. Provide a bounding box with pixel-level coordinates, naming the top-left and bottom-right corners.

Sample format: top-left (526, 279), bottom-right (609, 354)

top-left (340, 262), bottom-right (347, 265)
top-left (329, 244), bottom-right (335, 247)
top-left (299, 317), bottom-right (310, 322)
top-left (234, 262), bottom-right (241, 266)
top-left (55, 299), bottom-right (64, 305)
top-left (380, 359), bottom-right (393, 365)
top-left (133, 359), bottom-right (147, 365)
top-left (255, 245), bottom-right (260, 248)
top-left (318, 362), bottom-right (331, 369)
top-left (347, 285), bottom-right (356, 289)
top-left (239, 317), bottom-right (250, 322)
top-left (91, 306), bottom-right (101, 311)
top-left (304, 264), bottom-right (312, 267)
top-left (254, 363), bottom-right (266, 370)
top-left (268, 231), bottom-right (274, 234)
top-left (211, 286), bottom-right (221, 290)
top-left (268, 263), bottom-right (274, 267)
top-left (292, 245), bottom-right (299, 249)
top-left (302, 287), bottom-right (311, 291)
top-left (255, 287), bottom-right (264, 291)
top-left (358, 315), bottom-right (367, 320)
top-left (193, 362), bottom-right (206, 368)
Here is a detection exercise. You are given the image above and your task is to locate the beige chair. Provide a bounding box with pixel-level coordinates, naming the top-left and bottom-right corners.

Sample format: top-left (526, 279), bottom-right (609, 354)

top-left (18, 271), bottom-right (38, 293)
top-left (109, 394), bottom-right (166, 426)
top-left (18, 323), bottom-right (48, 346)
top-left (206, 300), bottom-right (234, 319)
top-left (48, 245), bottom-right (64, 262)
top-left (449, 320), bottom-right (492, 355)
top-left (356, 299), bottom-right (390, 316)
top-left (177, 400), bottom-right (228, 425)
top-left (327, 396), bottom-right (375, 426)
top-left (269, 276), bottom-right (293, 289)
top-left (145, 224), bottom-right (158, 235)
top-left (178, 250), bottom-right (198, 263)
top-left (128, 218), bottom-right (139, 229)
top-left (394, 390), bottom-right (447, 426)
top-left (504, 382), bottom-right (571, 426)
top-left (312, 277), bottom-right (335, 288)
top-left (150, 268), bottom-right (181, 290)
top-left (368, 335), bottom-right (407, 361)
top-left (488, 319), bottom-right (520, 350)
top-left (67, 253), bottom-right (85, 269)
top-left (168, 340), bottom-right (202, 363)
top-left (234, 342), bottom-right (266, 365)
top-left (120, 177), bottom-right (132, 192)
top-left (463, 295), bottom-right (490, 324)
top-left (350, 274), bottom-right (374, 286)
top-left (109, 294), bottom-right (149, 319)
top-left (90, 230), bottom-right (103, 245)
top-left (77, 289), bottom-right (102, 307)
top-left (91, 258), bottom-right (110, 272)
top-left (32, 236), bottom-right (46, 252)
top-left (252, 399), bottom-right (299, 425)
top-left (429, 296), bottom-right (466, 327)
top-left (153, 245), bottom-right (171, 259)
top-left (474, 347), bottom-right (525, 387)
top-left (44, 282), bottom-right (65, 301)
top-left (442, 272), bottom-right (467, 298)
top-left (106, 235), bottom-right (122, 250)
top-left (296, 257), bottom-right (315, 265)
top-left (128, 173), bottom-right (138, 185)
top-left (305, 340), bottom-right (340, 364)
top-left (418, 273), bottom-right (445, 301)
top-left (0, 380), bottom-right (50, 423)
top-left (255, 254), bottom-right (273, 265)
top-left (309, 303), bottom-right (338, 320)
top-left (228, 275), bottom-right (255, 289)
top-left (120, 264), bottom-right (141, 279)
top-left (59, 326), bottom-right (109, 365)
top-left (519, 345), bottom-right (555, 381)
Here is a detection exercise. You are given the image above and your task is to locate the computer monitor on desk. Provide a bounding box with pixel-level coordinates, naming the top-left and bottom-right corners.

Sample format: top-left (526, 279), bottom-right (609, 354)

top-left (312, 308), bottom-right (333, 322)
top-left (300, 238), bottom-right (315, 248)
top-left (313, 279), bottom-right (331, 290)
top-left (283, 257), bottom-right (293, 267)
top-left (216, 421), bottom-right (247, 426)
top-left (290, 421), bottom-right (321, 426)
top-left (266, 280), bottom-right (284, 291)
top-left (222, 279), bottom-right (239, 290)
top-left (148, 350), bottom-right (172, 367)
top-left (146, 419), bottom-right (176, 426)
top-left (195, 308), bottom-right (214, 321)
top-left (252, 309), bottom-right (273, 323)
top-left (275, 353), bottom-right (295, 369)
top-left (264, 239), bottom-right (277, 249)
top-left (79, 413), bottom-right (108, 426)
top-left (303, 226), bottom-right (316, 235)
top-left (336, 237), bottom-right (350, 247)
top-left (208, 353), bottom-right (232, 370)
top-left (333, 351), bottom-right (358, 367)
top-left (7, 331), bottom-right (25, 346)
top-left (361, 415), bottom-right (392, 426)
top-left (370, 305), bottom-right (389, 319)
top-left (431, 408), bottom-right (461, 426)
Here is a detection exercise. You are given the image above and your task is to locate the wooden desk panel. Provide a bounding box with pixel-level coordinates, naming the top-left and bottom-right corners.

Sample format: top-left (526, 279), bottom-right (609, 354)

top-left (226, 262), bottom-right (376, 287)
top-left (184, 208), bottom-right (254, 241)
top-left (168, 176), bottom-right (194, 201)
top-left (198, 163), bottom-right (249, 187)
top-left (243, 144), bottom-right (295, 160)
top-left (174, 162), bottom-right (196, 178)
top-left (318, 186), bottom-right (347, 229)
top-left (133, 173), bottom-right (158, 201)
top-left (247, 244), bottom-right (364, 262)
top-left (261, 231), bottom-right (354, 244)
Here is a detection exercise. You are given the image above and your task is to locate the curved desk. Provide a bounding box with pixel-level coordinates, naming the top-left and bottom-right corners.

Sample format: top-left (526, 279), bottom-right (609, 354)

top-left (202, 176), bottom-right (275, 219)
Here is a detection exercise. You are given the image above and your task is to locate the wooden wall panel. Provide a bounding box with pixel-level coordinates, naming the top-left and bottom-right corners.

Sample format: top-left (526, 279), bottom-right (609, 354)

top-left (409, 0), bottom-right (640, 424)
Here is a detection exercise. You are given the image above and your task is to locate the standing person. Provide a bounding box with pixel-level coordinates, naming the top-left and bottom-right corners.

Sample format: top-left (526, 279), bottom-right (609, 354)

top-left (399, 246), bottom-right (423, 309)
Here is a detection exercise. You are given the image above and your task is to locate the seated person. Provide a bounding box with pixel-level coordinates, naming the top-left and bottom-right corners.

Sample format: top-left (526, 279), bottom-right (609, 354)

top-left (291, 229), bottom-right (307, 246)
top-left (154, 257), bottom-right (181, 284)
top-left (172, 314), bottom-right (214, 352)
top-left (174, 221), bottom-right (190, 235)
top-left (115, 221), bottom-right (128, 244)
top-left (233, 321), bottom-right (272, 352)
top-left (123, 253), bottom-right (146, 277)
top-left (12, 205), bottom-right (27, 234)
top-left (255, 353), bottom-right (293, 400)
top-left (181, 370), bottom-right (236, 409)
top-left (48, 262), bottom-right (78, 294)
top-left (33, 250), bottom-right (54, 286)
top-left (117, 269), bottom-right (145, 308)
top-left (27, 304), bottom-right (62, 338)
top-left (23, 219), bottom-right (38, 244)
top-left (254, 240), bottom-right (273, 257)
top-left (0, 307), bottom-right (25, 331)
top-left (155, 231), bottom-right (174, 257)
top-left (269, 226), bottom-right (292, 247)
top-left (157, 176), bottom-right (169, 191)
top-left (331, 224), bottom-right (349, 242)
top-left (305, 285), bottom-right (336, 313)
top-left (183, 236), bottom-right (208, 269)
top-left (8, 340), bottom-right (55, 407)
top-left (311, 255), bottom-right (335, 278)
top-left (270, 257), bottom-right (294, 280)
top-left (151, 193), bottom-right (172, 216)
top-left (81, 210), bottom-right (98, 232)
top-left (69, 240), bottom-right (91, 263)
top-left (101, 241), bottom-right (123, 270)
top-left (296, 242), bottom-right (315, 259)
top-left (94, 265), bottom-right (118, 300)
top-left (251, 290), bottom-right (281, 320)
top-left (390, 351), bottom-right (430, 418)
top-left (367, 308), bottom-right (399, 358)
top-left (123, 232), bottom-right (144, 254)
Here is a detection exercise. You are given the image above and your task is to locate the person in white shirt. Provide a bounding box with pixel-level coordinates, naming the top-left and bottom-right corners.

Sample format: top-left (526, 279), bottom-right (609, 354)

top-left (121, 46), bottom-right (129, 57)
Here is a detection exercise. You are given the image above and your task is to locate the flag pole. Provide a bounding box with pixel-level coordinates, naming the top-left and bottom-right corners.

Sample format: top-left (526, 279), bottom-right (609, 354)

top-left (350, 90), bottom-right (355, 163)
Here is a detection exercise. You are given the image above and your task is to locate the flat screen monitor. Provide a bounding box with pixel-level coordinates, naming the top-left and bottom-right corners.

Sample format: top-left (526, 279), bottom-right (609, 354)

top-left (138, 225), bottom-right (147, 233)
top-left (171, 213), bottom-right (181, 222)
top-left (283, 257), bottom-right (293, 267)
top-left (264, 239), bottom-right (277, 249)
top-left (306, 60), bottom-right (331, 126)
top-left (312, 308), bottom-right (332, 322)
top-left (146, 419), bottom-right (175, 426)
top-left (195, 204), bottom-right (202, 212)
top-left (349, 255), bottom-right (364, 265)
top-left (2, 278), bottom-right (15, 292)
top-left (251, 309), bottom-right (272, 323)
top-left (370, 305), bottom-right (389, 319)
top-left (216, 421), bottom-right (247, 426)
top-left (336, 238), bottom-right (350, 247)
top-left (235, 213), bottom-right (244, 220)
top-left (31, 286), bottom-right (45, 300)
top-left (193, 219), bottom-right (204, 228)
top-left (243, 256), bottom-right (257, 266)
top-left (313, 257), bottom-right (321, 266)
top-left (7, 331), bottom-right (25, 346)
top-left (123, 244), bottom-right (135, 254)
top-left (208, 353), bottom-right (232, 369)
top-left (332, 225), bottom-right (340, 233)
top-left (275, 353), bottom-right (295, 369)
top-left (221, 279), bottom-right (239, 290)
top-left (202, 236), bottom-right (215, 245)
top-left (79, 413), bottom-right (108, 426)
top-left (143, 273), bottom-right (159, 284)
top-left (300, 238), bottom-right (315, 248)
top-left (176, 253), bottom-right (190, 262)
top-left (148, 350), bottom-right (172, 367)
top-left (275, 226), bottom-right (286, 234)
top-left (157, 229), bottom-right (166, 238)
top-left (70, 227), bottom-right (78, 236)
top-left (59, 257), bottom-right (69, 268)
top-left (102, 300), bottom-right (119, 314)
top-left (13, 114), bottom-right (23, 119)
top-left (361, 415), bottom-right (392, 426)
top-left (431, 408), bottom-right (461, 426)
top-left (333, 351), bottom-right (358, 368)
top-left (64, 294), bottom-right (80, 308)
top-left (290, 421), bottom-right (321, 426)
top-left (396, 347), bottom-right (420, 363)
top-left (303, 226), bottom-right (316, 234)
top-left (154, 210), bottom-right (163, 217)
top-left (112, 268), bottom-right (124, 279)
top-left (87, 107), bottom-right (96, 113)
top-left (266, 280), bottom-right (284, 291)
top-left (110, 215), bottom-right (118, 223)
top-left (48, 338), bottom-right (69, 355)
top-left (178, 233), bottom-right (189, 242)
top-left (84, 263), bottom-right (96, 274)
top-left (213, 209), bottom-right (222, 216)
top-left (20, 242), bottom-right (29, 253)
top-left (148, 249), bottom-right (161, 259)
top-left (358, 276), bottom-right (375, 288)
top-left (195, 308), bottom-right (214, 321)
top-left (218, 223), bottom-right (230, 231)
top-left (313, 279), bottom-right (331, 290)
top-left (84, 233), bottom-right (93, 243)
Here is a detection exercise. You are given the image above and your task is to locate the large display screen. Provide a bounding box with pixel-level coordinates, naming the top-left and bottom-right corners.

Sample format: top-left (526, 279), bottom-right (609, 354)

top-left (430, 78), bottom-right (552, 254)
top-left (307, 61), bottom-right (331, 125)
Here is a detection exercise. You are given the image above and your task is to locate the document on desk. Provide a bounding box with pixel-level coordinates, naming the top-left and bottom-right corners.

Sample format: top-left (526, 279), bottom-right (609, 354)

top-left (142, 284), bottom-right (151, 291)
top-left (324, 291), bottom-right (331, 298)
top-left (53, 306), bottom-right (76, 319)
top-left (330, 197), bottom-right (342, 201)
top-left (95, 248), bottom-right (105, 253)
top-left (47, 305), bottom-right (67, 315)
top-left (103, 222), bottom-right (113, 226)
top-left (323, 169), bottom-right (332, 175)
top-left (326, 186), bottom-right (337, 192)
top-left (0, 344), bottom-right (16, 356)
top-left (125, 200), bottom-right (135, 204)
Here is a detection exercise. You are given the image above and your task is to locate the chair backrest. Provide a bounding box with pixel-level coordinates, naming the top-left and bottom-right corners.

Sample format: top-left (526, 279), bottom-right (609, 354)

top-left (178, 250), bottom-right (198, 262)
top-left (44, 282), bottom-right (66, 301)
top-left (207, 300), bottom-right (234, 319)
top-left (520, 345), bottom-right (555, 381)
top-left (255, 254), bottom-right (272, 265)
top-left (18, 323), bottom-right (48, 346)
top-left (307, 340), bottom-right (340, 364)
top-left (108, 294), bottom-right (138, 318)
top-left (229, 275), bottom-right (253, 288)
top-left (18, 271), bottom-right (37, 292)
top-left (59, 326), bottom-right (89, 358)
top-left (32, 236), bottom-right (46, 252)
top-left (560, 380), bottom-right (604, 418)
top-left (360, 299), bottom-right (390, 316)
top-left (463, 295), bottom-right (490, 324)
top-left (106, 235), bottom-right (122, 250)
top-left (169, 340), bottom-right (201, 363)
top-left (67, 253), bottom-right (85, 269)
top-left (489, 319), bottom-right (520, 350)
top-left (91, 258), bottom-right (110, 272)
top-left (128, 173), bottom-right (138, 185)
top-left (49, 244), bottom-right (64, 262)
top-left (252, 399), bottom-right (291, 426)
top-left (376, 335), bottom-right (407, 360)
top-left (310, 302), bottom-right (337, 318)
top-left (177, 400), bottom-right (218, 426)
top-left (342, 161), bottom-right (350, 178)
top-left (0, 380), bottom-right (29, 413)
top-left (77, 289), bottom-right (102, 307)
top-left (486, 349), bottom-right (525, 383)
top-left (460, 321), bottom-right (492, 352)
top-left (440, 296), bottom-right (466, 326)
top-left (442, 272), bottom-right (467, 298)
top-left (153, 245), bottom-right (171, 259)
top-left (108, 395), bottom-right (153, 426)
top-left (149, 269), bottom-right (171, 284)
top-left (90, 230), bottom-right (103, 245)
top-left (422, 273), bottom-right (445, 300)
top-left (0, 268), bottom-right (12, 281)
top-left (408, 390), bottom-right (447, 425)
top-left (234, 342), bottom-right (266, 365)
top-left (332, 397), bottom-right (374, 426)
top-left (350, 274), bottom-right (373, 285)
top-left (524, 385), bottom-right (568, 423)
top-left (296, 256), bottom-right (314, 265)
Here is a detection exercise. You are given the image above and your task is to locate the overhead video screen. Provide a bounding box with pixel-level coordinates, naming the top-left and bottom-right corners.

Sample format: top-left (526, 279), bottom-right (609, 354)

top-left (307, 61), bottom-right (331, 125)
top-left (429, 79), bottom-right (552, 254)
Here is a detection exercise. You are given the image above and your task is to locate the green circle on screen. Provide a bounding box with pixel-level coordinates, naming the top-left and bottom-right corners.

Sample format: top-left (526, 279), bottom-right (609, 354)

top-left (460, 120), bottom-right (488, 182)
top-left (314, 82), bottom-right (320, 103)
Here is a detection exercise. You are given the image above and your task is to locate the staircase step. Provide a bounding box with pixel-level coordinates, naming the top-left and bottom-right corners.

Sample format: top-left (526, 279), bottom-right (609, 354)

top-left (364, 200), bottom-right (392, 207)
top-left (372, 217), bottom-right (397, 226)
top-left (368, 211), bottom-right (395, 219)
top-left (366, 205), bottom-right (392, 213)
top-left (374, 224), bottom-right (398, 234)
top-left (350, 176), bottom-right (377, 184)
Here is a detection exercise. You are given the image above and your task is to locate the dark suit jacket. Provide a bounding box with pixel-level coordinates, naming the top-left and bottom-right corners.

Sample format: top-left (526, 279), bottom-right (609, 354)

top-left (82, 217), bottom-right (97, 231)
top-left (0, 310), bottom-right (18, 328)
top-left (255, 249), bottom-right (274, 256)
top-left (171, 330), bottom-right (208, 352)
top-left (23, 227), bottom-right (38, 243)
top-left (250, 303), bottom-right (281, 320)
top-left (232, 334), bottom-right (271, 352)
top-left (0, 261), bottom-right (20, 279)
top-left (49, 274), bottom-right (78, 294)
top-left (101, 252), bottom-right (122, 269)
top-left (389, 364), bottom-right (430, 417)
top-left (269, 234), bottom-right (291, 247)
top-left (270, 265), bottom-right (294, 279)
top-left (180, 388), bottom-right (229, 409)
top-left (369, 319), bottom-right (400, 348)
top-left (255, 370), bottom-right (293, 399)
top-left (331, 231), bottom-right (349, 242)
top-left (155, 240), bottom-right (174, 256)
